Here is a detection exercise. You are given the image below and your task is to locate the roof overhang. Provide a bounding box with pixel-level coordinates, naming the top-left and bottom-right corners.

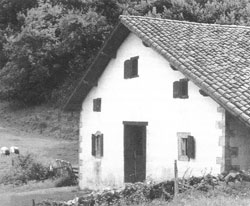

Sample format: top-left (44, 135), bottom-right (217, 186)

top-left (63, 22), bottom-right (130, 111)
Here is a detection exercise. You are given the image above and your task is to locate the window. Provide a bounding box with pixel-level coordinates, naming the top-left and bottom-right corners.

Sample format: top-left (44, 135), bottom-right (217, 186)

top-left (173, 78), bottom-right (189, 99)
top-left (177, 132), bottom-right (195, 161)
top-left (124, 56), bottom-right (139, 79)
top-left (93, 98), bottom-right (101, 112)
top-left (92, 131), bottom-right (103, 158)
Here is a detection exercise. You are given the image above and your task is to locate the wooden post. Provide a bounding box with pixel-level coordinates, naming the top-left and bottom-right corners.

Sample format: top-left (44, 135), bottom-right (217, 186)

top-left (32, 199), bottom-right (35, 206)
top-left (174, 160), bottom-right (179, 196)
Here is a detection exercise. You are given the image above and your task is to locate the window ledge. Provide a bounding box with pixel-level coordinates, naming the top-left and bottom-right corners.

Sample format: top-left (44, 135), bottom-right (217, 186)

top-left (178, 155), bottom-right (189, 161)
top-left (125, 75), bottom-right (139, 79)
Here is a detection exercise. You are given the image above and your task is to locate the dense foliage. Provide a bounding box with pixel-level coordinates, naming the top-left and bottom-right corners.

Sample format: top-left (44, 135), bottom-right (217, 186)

top-left (0, 153), bottom-right (50, 185)
top-left (0, 0), bottom-right (250, 105)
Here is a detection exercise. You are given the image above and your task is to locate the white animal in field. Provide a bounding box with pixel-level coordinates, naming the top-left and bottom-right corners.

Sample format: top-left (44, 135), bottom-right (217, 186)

top-left (0, 147), bottom-right (10, 156)
top-left (10, 146), bottom-right (19, 155)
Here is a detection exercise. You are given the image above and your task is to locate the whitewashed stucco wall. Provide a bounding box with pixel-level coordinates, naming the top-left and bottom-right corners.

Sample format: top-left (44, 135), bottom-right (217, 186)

top-left (79, 33), bottom-right (224, 190)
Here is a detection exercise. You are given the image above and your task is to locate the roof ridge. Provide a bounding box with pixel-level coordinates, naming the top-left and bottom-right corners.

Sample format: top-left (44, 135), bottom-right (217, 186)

top-left (120, 15), bottom-right (250, 30)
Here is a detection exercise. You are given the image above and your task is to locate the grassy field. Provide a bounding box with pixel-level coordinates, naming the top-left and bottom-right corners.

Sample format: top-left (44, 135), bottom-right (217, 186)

top-left (0, 126), bottom-right (78, 178)
top-left (0, 101), bottom-right (79, 140)
top-left (0, 125), bottom-right (79, 206)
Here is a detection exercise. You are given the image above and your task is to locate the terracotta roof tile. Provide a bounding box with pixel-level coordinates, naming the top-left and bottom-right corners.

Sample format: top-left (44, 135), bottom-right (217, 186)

top-left (120, 15), bottom-right (250, 127)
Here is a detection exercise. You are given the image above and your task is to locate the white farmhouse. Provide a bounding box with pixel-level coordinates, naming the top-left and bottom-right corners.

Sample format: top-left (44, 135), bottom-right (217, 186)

top-left (64, 16), bottom-right (250, 190)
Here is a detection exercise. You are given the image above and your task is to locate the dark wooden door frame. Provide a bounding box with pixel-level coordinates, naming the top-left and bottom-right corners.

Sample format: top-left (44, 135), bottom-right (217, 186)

top-left (123, 121), bottom-right (148, 183)
top-left (123, 121), bottom-right (148, 126)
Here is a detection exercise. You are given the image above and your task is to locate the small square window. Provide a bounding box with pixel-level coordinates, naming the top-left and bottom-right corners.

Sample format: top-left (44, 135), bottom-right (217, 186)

top-left (173, 78), bottom-right (189, 99)
top-left (93, 98), bottom-right (101, 112)
top-left (124, 56), bottom-right (139, 79)
top-left (177, 132), bottom-right (195, 161)
top-left (92, 131), bottom-right (103, 158)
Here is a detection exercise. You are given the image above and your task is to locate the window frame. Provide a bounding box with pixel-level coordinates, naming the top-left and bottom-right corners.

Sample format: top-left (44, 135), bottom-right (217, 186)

top-left (93, 98), bottom-right (101, 112)
top-left (124, 56), bottom-right (139, 79)
top-left (173, 78), bottom-right (189, 99)
top-left (177, 132), bottom-right (195, 161)
top-left (92, 131), bottom-right (103, 158)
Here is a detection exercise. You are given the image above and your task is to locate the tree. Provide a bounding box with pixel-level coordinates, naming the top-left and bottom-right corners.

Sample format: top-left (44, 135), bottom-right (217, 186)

top-left (0, 0), bottom-right (38, 31)
top-left (0, 0), bottom-right (111, 104)
top-left (157, 0), bottom-right (250, 25)
top-left (1, 0), bottom-right (250, 106)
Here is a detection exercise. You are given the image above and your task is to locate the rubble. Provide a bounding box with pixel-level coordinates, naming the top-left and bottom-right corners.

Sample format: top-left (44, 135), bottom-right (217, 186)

top-left (36, 170), bottom-right (250, 206)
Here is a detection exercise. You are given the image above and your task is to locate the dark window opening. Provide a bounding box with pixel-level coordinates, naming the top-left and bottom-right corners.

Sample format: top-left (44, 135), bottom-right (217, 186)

top-left (181, 138), bottom-right (188, 156)
top-left (93, 98), bottom-right (101, 112)
top-left (173, 78), bottom-right (189, 99)
top-left (124, 56), bottom-right (139, 79)
top-left (92, 131), bottom-right (103, 158)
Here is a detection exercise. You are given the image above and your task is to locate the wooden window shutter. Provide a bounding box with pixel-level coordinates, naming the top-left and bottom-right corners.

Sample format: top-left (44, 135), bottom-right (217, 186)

top-left (131, 56), bottom-right (139, 77)
top-left (100, 134), bottom-right (104, 157)
top-left (173, 81), bottom-right (180, 98)
top-left (93, 98), bottom-right (101, 112)
top-left (96, 98), bottom-right (101, 111)
top-left (92, 134), bottom-right (96, 156)
top-left (93, 99), bottom-right (97, 111)
top-left (187, 135), bottom-right (195, 159)
top-left (124, 59), bottom-right (132, 79)
top-left (180, 79), bottom-right (188, 98)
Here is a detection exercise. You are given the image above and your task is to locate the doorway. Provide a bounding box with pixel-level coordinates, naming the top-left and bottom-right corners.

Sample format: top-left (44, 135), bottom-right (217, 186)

top-left (123, 121), bottom-right (147, 183)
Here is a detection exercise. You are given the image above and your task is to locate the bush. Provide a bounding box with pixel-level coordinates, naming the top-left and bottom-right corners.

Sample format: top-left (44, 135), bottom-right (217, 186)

top-left (54, 173), bottom-right (77, 187)
top-left (0, 153), bottom-right (50, 185)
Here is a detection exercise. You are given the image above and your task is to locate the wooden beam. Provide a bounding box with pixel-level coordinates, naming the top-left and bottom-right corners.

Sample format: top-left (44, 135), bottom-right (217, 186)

top-left (199, 89), bottom-right (209, 97)
top-left (170, 65), bottom-right (178, 71)
top-left (123, 121), bottom-right (148, 126)
top-left (142, 41), bottom-right (150, 47)
top-left (82, 80), bottom-right (98, 87)
top-left (101, 51), bottom-right (116, 59)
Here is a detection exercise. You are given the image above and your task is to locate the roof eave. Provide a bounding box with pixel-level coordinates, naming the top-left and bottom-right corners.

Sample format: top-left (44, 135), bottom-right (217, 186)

top-left (63, 22), bottom-right (130, 111)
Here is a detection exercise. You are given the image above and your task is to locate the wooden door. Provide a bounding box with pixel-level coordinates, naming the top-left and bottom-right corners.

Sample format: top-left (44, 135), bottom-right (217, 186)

top-left (124, 124), bottom-right (146, 183)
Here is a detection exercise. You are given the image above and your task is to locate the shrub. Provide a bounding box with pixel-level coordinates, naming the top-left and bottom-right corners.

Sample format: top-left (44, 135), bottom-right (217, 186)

top-left (0, 153), bottom-right (50, 185)
top-left (54, 173), bottom-right (77, 187)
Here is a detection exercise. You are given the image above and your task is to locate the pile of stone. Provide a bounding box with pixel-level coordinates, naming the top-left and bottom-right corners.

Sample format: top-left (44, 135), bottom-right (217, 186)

top-left (36, 171), bottom-right (250, 206)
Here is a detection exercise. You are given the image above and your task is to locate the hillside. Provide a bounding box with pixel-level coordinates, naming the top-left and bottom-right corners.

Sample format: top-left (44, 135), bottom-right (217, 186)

top-left (0, 101), bottom-right (80, 140)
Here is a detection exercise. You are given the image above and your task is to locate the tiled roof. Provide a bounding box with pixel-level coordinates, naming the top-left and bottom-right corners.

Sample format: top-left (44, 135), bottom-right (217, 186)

top-left (120, 15), bottom-right (250, 127)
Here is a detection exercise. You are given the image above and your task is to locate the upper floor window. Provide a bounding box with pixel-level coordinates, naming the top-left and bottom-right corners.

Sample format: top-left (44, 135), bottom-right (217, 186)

top-left (92, 131), bottom-right (103, 158)
top-left (173, 78), bottom-right (189, 99)
top-left (124, 56), bottom-right (139, 79)
top-left (93, 98), bottom-right (101, 112)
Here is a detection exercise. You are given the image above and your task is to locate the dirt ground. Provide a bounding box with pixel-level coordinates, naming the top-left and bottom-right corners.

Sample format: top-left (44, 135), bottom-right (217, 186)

top-left (0, 125), bottom-right (79, 205)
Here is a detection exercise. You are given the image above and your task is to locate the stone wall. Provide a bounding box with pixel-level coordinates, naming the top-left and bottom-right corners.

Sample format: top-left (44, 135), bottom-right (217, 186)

top-left (225, 112), bottom-right (250, 171)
